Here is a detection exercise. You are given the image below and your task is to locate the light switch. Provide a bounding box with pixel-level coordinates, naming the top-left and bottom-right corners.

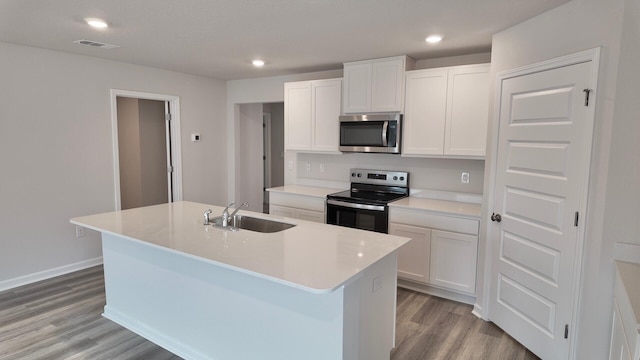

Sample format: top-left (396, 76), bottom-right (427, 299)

top-left (191, 133), bottom-right (201, 142)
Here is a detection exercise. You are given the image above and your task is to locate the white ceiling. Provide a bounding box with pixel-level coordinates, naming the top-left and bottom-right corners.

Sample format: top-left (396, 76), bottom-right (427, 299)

top-left (0, 0), bottom-right (570, 80)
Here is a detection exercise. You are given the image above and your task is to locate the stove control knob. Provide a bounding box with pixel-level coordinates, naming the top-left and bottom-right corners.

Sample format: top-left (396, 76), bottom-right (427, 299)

top-left (400, 176), bottom-right (405, 181)
top-left (393, 176), bottom-right (398, 180)
top-left (351, 172), bottom-right (356, 177)
top-left (357, 173), bottom-right (362, 177)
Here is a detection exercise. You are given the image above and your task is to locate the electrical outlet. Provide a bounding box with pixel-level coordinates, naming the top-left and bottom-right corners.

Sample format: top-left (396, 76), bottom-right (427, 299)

top-left (372, 276), bottom-right (383, 292)
top-left (75, 226), bottom-right (85, 238)
top-left (319, 163), bottom-right (325, 173)
top-left (287, 161), bottom-right (294, 170)
top-left (461, 172), bottom-right (470, 184)
top-left (305, 163), bottom-right (311, 173)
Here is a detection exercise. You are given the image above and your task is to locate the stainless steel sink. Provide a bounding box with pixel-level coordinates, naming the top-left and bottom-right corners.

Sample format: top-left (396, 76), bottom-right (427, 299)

top-left (212, 215), bottom-right (296, 233)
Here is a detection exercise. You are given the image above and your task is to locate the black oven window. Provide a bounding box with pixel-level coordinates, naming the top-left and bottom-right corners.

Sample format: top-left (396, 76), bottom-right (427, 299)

top-left (356, 213), bottom-right (376, 232)
top-left (340, 122), bottom-right (385, 146)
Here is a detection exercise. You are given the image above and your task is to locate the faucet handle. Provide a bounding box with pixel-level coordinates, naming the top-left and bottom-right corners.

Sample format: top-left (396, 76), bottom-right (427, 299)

top-left (203, 209), bottom-right (212, 225)
top-left (224, 202), bottom-right (235, 212)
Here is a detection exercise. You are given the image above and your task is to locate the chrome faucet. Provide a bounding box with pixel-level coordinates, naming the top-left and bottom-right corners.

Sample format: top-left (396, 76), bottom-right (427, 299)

top-left (230, 203), bottom-right (248, 218)
top-left (221, 202), bottom-right (248, 227)
top-left (203, 209), bottom-right (213, 225)
top-left (221, 202), bottom-right (234, 227)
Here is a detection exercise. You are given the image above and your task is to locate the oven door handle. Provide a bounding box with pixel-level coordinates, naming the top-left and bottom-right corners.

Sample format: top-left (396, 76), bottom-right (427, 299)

top-left (327, 199), bottom-right (385, 212)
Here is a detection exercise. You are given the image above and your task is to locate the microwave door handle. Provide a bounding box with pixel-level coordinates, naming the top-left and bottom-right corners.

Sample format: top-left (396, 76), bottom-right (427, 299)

top-left (382, 121), bottom-right (388, 147)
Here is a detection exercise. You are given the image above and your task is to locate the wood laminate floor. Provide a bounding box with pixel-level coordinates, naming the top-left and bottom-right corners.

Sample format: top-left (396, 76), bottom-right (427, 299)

top-left (0, 266), bottom-right (538, 360)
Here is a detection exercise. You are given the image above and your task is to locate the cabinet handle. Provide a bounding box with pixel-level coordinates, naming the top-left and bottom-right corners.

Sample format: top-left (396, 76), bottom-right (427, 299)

top-left (491, 213), bottom-right (502, 222)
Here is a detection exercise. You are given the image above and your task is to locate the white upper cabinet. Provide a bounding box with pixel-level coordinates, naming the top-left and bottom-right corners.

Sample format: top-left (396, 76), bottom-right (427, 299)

top-left (403, 64), bottom-right (490, 158)
top-left (284, 81), bottom-right (312, 150)
top-left (343, 56), bottom-right (415, 114)
top-left (403, 68), bottom-right (448, 155)
top-left (285, 78), bottom-right (342, 153)
top-left (444, 65), bottom-right (491, 156)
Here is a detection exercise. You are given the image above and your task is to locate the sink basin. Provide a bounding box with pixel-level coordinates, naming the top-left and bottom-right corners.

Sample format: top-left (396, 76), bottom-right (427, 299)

top-left (212, 215), bottom-right (296, 233)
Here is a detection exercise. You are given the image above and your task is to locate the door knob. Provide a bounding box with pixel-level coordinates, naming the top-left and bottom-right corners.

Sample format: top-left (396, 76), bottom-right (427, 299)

top-left (491, 213), bottom-right (502, 222)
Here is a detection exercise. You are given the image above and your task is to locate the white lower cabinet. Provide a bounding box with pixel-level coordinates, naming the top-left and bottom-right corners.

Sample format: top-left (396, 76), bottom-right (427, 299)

top-left (610, 262), bottom-right (640, 360)
top-left (389, 207), bottom-right (479, 297)
top-left (269, 192), bottom-right (325, 223)
top-left (390, 223), bottom-right (431, 283)
top-left (429, 230), bottom-right (478, 294)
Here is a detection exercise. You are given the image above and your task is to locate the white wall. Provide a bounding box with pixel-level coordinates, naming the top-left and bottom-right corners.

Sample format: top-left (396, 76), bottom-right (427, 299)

top-left (481, 0), bottom-right (626, 358)
top-left (226, 70), bottom-right (343, 201)
top-left (603, 0), bottom-right (640, 248)
top-left (0, 42), bottom-right (227, 286)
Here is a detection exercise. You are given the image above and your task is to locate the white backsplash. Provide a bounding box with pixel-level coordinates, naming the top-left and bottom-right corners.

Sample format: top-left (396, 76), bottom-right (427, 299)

top-left (289, 152), bottom-right (485, 196)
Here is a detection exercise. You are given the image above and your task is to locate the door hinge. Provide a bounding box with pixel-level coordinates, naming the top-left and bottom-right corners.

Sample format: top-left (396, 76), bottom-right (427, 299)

top-left (168, 165), bottom-right (173, 173)
top-left (564, 324), bottom-right (569, 339)
top-left (583, 89), bottom-right (592, 106)
top-left (574, 212), bottom-right (579, 227)
top-left (165, 113), bottom-right (172, 122)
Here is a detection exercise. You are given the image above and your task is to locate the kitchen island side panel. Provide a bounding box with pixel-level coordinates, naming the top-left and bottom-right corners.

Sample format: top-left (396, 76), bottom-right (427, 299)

top-left (101, 233), bottom-right (345, 360)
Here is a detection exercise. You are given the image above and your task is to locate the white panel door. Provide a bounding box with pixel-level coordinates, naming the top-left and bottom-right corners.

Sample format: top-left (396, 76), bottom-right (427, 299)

top-left (489, 60), bottom-right (595, 359)
top-left (311, 79), bottom-right (341, 152)
top-left (402, 69), bottom-right (448, 155)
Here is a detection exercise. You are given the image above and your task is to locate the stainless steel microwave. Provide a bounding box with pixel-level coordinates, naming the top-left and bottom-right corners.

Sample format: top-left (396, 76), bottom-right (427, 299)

top-left (339, 114), bottom-right (402, 154)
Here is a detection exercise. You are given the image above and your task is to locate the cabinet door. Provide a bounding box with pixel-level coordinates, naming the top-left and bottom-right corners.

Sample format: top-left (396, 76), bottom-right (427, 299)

top-left (343, 63), bottom-right (371, 114)
top-left (430, 229), bottom-right (478, 294)
top-left (403, 69), bottom-right (448, 155)
top-left (296, 209), bottom-right (325, 223)
top-left (371, 59), bottom-right (405, 112)
top-left (444, 64), bottom-right (490, 156)
top-left (284, 81), bottom-right (312, 150)
top-left (269, 204), bottom-right (296, 218)
top-left (389, 223), bottom-right (431, 284)
top-left (610, 300), bottom-right (633, 360)
top-left (312, 79), bottom-right (341, 152)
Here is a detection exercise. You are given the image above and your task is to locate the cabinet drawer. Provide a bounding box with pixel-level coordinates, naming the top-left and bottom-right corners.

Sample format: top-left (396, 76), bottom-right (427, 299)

top-left (269, 192), bottom-right (326, 212)
top-left (389, 207), bottom-right (479, 235)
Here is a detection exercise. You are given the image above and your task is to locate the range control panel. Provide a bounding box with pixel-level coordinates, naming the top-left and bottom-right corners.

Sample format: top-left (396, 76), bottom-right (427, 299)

top-left (350, 169), bottom-right (409, 187)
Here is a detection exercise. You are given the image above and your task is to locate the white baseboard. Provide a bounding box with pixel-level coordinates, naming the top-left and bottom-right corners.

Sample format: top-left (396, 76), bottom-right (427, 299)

top-left (472, 304), bottom-right (484, 319)
top-left (0, 257), bottom-right (103, 292)
top-left (397, 278), bottom-right (476, 305)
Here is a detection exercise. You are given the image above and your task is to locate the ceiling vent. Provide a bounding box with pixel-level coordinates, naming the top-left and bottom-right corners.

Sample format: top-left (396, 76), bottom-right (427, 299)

top-left (73, 39), bottom-right (120, 49)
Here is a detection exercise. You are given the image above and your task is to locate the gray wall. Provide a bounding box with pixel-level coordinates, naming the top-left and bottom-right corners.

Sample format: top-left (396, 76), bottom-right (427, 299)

top-left (484, 0), bottom-right (627, 358)
top-left (0, 41), bottom-right (227, 286)
top-left (117, 97), bottom-right (143, 209)
top-left (235, 103), bottom-right (264, 213)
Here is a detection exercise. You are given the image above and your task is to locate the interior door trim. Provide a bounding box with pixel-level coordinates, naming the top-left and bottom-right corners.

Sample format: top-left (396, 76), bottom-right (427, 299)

top-left (480, 47), bottom-right (601, 360)
top-left (109, 89), bottom-right (183, 210)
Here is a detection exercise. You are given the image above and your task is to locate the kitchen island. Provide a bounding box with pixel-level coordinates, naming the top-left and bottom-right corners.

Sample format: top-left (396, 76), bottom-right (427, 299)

top-left (71, 201), bottom-right (410, 360)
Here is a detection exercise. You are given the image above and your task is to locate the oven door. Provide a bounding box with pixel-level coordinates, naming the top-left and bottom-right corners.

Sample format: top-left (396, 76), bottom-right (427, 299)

top-left (326, 199), bottom-right (388, 233)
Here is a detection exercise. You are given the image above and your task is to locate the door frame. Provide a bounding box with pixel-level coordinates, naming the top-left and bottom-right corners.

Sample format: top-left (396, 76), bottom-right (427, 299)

top-left (481, 48), bottom-right (600, 358)
top-left (109, 89), bottom-right (183, 210)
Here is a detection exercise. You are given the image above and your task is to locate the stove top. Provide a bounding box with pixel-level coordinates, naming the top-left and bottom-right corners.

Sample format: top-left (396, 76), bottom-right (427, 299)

top-left (327, 169), bottom-right (409, 206)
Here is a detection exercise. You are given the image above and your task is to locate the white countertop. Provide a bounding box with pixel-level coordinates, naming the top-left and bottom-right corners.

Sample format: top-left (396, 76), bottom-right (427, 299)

top-left (71, 201), bottom-right (409, 294)
top-left (616, 260), bottom-right (640, 330)
top-left (266, 185), bottom-right (343, 198)
top-left (389, 197), bottom-right (481, 218)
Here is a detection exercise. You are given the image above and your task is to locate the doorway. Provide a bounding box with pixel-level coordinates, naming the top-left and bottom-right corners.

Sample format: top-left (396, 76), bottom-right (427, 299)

top-left (486, 49), bottom-right (599, 359)
top-left (235, 102), bottom-right (284, 214)
top-left (110, 90), bottom-right (183, 210)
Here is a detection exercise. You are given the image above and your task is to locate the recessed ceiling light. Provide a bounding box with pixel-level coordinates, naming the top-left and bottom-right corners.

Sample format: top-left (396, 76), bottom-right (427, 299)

top-left (252, 59), bottom-right (265, 67)
top-left (86, 18), bottom-right (108, 29)
top-left (425, 35), bottom-right (443, 44)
